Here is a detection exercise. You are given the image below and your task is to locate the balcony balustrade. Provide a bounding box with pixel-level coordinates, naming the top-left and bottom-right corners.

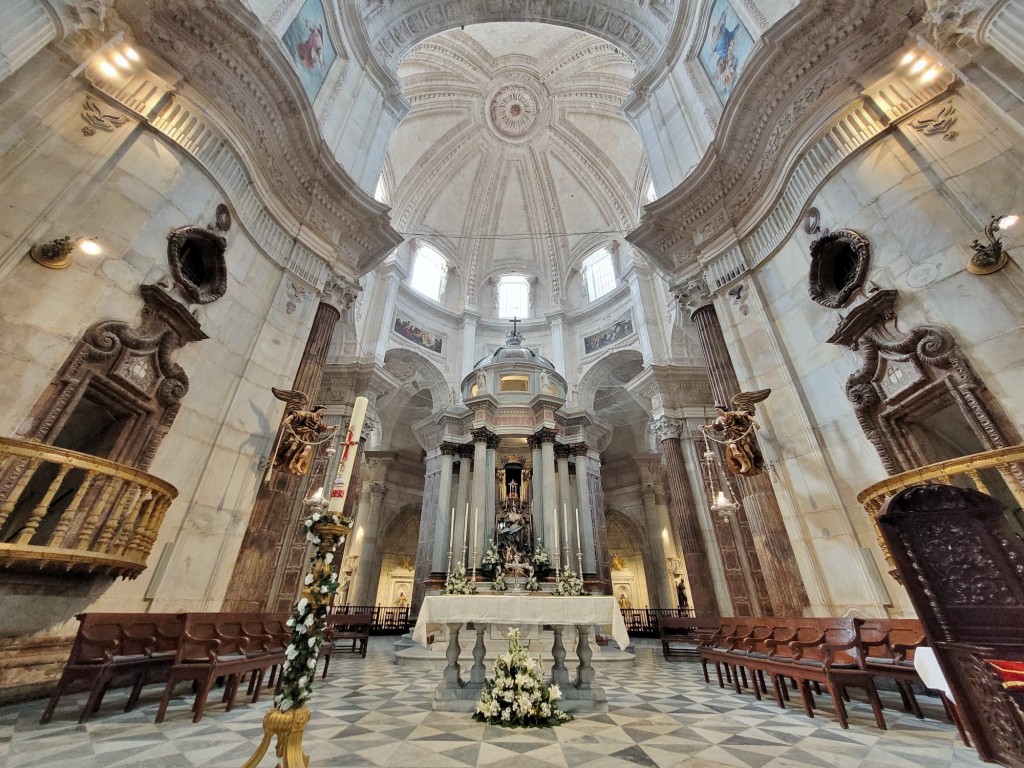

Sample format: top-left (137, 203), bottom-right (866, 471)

top-left (0, 437), bottom-right (177, 579)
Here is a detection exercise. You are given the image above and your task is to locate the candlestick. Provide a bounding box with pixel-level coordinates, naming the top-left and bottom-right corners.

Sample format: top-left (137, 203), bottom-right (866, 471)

top-left (562, 504), bottom-right (570, 565)
top-left (574, 507), bottom-right (581, 558)
top-left (472, 507), bottom-right (478, 565)
top-left (327, 397), bottom-right (367, 516)
top-left (552, 507), bottom-right (559, 571)
top-left (463, 503), bottom-right (470, 554)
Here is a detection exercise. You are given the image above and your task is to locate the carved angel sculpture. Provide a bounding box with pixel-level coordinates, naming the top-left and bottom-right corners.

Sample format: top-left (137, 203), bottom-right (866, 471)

top-left (704, 388), bottom-right (771, 476)
top-left (271, 387), bottom-right (330, 476)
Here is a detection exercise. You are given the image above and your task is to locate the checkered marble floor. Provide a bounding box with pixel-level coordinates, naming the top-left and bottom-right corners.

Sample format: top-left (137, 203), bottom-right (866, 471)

top-left (0, 637), bottom-right (985, 768)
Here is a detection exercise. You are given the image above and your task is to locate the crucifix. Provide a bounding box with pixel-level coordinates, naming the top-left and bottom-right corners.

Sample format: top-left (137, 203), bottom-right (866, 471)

top-left (509, 316), bottom-right (520, 335)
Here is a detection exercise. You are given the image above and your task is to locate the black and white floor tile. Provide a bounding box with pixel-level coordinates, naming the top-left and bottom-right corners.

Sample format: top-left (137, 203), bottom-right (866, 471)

top-left (0, 638), bottom-right (985, 768)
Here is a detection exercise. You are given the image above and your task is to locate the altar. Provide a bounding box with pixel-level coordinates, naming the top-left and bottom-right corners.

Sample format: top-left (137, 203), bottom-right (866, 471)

top-left (413, 594), bottom-right (629, 712)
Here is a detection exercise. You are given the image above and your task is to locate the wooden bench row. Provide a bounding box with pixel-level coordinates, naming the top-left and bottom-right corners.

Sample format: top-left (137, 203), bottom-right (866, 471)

top-left (41, 610), bottom-right (367, 725)
top-left (687, 616), bottom-right (929, 730)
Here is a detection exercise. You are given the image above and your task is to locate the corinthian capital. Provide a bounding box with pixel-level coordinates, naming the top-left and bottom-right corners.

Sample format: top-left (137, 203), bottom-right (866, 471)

top-left (368, 482), bottom-right (388, 499)
top-left (672, 277), bottom-right (713, 317)
top-left (651, 416), bottom-right (686, 442)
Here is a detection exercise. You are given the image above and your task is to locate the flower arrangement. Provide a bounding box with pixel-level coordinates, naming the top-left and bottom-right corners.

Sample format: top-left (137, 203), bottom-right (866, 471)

top-left (273, 510), bottom-right (350, 713)
top-left (555, 567), bottom-right (586, 596)
top-left (491, 570), bottom-right (507, 592)
top-left (524, 568), bottom-right (540, 592)
top-left (473, 628), bottom-right (572, 727)
top-left (481, 541), bottom-right (500, 577)
top-left (444, 562), bottom-right (477, 595)
top-left (530, 542), bottom-right (551, 578)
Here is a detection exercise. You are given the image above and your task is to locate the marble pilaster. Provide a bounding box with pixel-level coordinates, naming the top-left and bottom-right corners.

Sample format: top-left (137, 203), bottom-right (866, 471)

top-left (689, 295), bottom-right (809, 617)
top-left (571, 444), bottom-right (597, 574)
top-left (537, 429), bottom-right (559, 566)
top-left (351, 481), bottom-right (388, 605)
top-left (432, 443), bottom-right (459, 573)
top-left (653, 417), bottom-right (719, 617)
top-left (639, 484), bottom-right (674, 608)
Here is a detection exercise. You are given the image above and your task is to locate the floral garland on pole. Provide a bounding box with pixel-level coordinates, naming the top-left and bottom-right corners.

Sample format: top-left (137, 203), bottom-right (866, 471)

top-left (474, 629), bottom-right (572, 726)
top-left (272, 506), bottom-right (350, 713)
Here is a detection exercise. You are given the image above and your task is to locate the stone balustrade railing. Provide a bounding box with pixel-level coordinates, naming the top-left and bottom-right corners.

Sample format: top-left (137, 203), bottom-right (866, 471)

top-left (0, 437), bottom-right (177, 579)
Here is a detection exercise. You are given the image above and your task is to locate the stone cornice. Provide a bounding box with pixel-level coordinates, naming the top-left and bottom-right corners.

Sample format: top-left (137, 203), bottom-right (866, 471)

top-left (627, 0), bottom-right (916, 282)
top-left (359, 0), bottom-right (675, 73)
top-left (116, 0), bottom-right (403, 280)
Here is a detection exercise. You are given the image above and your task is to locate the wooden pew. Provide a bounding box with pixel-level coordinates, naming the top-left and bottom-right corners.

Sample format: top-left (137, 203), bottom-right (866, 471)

top-left (658, 616), bottom-right (722, 660)
top-left (855, 618), bottom-right (926, 719)
top-left (40, 613), bottom-right (184, 724)
top-left (319, 612), bottom-right (371, 678)
top-left (154, 612), bottom-right (285, 723)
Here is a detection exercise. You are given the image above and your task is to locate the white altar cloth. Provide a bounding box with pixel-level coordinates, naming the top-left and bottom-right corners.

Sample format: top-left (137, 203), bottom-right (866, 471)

top-left (413, 595), bottom-right (630, 650)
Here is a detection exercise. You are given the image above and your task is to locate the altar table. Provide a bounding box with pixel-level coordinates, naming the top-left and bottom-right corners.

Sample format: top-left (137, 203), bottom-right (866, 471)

top-left (413, 594), bottom-right (629, 712)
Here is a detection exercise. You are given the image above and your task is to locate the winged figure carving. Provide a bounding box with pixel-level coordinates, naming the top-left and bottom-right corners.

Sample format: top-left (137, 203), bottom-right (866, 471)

top-left (270, 387), bottom-right (329, 475)
top-left (703, 388), bottom-right (771, 476)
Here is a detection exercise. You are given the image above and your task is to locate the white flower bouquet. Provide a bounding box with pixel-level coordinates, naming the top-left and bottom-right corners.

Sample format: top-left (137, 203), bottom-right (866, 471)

top-left (473, 628), bottom-right (572, 727)
top-left (444, 562), bottom-right (477, 595)
top-left (555, 567), bottom-right (586, 596)
top-left (491, 570), bottom-right (508, 592)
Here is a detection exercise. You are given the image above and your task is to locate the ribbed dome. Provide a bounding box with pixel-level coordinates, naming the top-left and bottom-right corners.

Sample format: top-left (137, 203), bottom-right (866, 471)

top-left (473, 330), bottom-right (557, 372)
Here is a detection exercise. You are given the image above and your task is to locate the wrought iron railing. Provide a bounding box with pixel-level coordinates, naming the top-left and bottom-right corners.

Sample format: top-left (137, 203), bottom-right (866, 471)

top-left (0, 437), bottom-right (177, 579)
top-left (619, 607), bottom-right (697, 637)
top-left (330, 604), bottom-right (411, 633)
top-left (858, 444), bottom-right (1024, 571)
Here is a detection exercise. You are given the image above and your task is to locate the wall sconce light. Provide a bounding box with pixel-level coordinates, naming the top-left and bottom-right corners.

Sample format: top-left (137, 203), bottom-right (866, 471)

top-left (28, 236), bottom-right (101, 269)
top-left (967, 214), bottom-right (1017, 275)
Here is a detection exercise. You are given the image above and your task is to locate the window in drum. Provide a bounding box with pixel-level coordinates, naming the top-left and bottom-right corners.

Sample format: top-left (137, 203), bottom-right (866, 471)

top-left (410, 243), bottom-right (448, 301)
top-left (498, 275), bottom-right (530, 318)
top-left (582, 249), bottom-right (616, 301)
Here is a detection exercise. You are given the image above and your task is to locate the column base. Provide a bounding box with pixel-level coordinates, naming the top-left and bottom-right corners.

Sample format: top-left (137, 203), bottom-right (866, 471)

top-left (432, 681), bottom-right (484, 711)
top-left (557, 684), bottom-right (609, 713)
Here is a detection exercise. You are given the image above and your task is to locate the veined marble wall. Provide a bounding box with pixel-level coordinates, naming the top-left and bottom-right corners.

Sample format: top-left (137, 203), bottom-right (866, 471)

top-left (0, 48), bottom-right (320, 689)
top-left (717, 85), bottom-right (1024, 616)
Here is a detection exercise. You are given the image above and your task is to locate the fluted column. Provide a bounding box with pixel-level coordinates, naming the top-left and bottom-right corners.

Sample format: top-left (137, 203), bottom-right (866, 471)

top-left (225, 300), bottom-right (341, 611)
top-left (555, 444), bottom-right (573, 556)
top-left (529, 436), bottom-right (544, 549)
top-left (431, 443), bottom-right (460, 573)
top-left (654, 417), bottom-right (719, 616)
top-left (640, 484), bottom-right (674, 608)
top-left (537, 429), bottom-right (560, 566)
top-left (482, 431), bottom-right (500, 570)
top-left (687, 290), bottom-right (809, 617)
top-left (455, 445), bottom-right (472, 539)
top-left (469, 429), bottom-right (495, 568)
top-left (571, 444), bottom-right (596, 574)
top-left (351, 482), bottom-right (388, 605)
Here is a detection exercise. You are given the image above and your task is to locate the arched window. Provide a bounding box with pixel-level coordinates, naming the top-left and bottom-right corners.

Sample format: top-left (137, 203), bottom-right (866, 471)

top-left (374, 174), bottom-right (389, 204)
top-left (581, 248), bottom-right (616, 301)
top-left (645, 180), bottom-right (657, 204)
top-left (497, 275), bottom-right (530, 318)
top-left (410, 243), bottom-right (448, 301)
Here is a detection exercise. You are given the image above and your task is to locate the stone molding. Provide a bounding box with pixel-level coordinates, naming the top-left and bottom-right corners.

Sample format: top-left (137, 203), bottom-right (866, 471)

top-left (651, 416), bottom-right (685, 442)
top-left (114, 0), bottom-right (403, 282)
top-left (359, 0), bottom-right (676, 73)
top-left (628, 0), bottom-right (919, 282)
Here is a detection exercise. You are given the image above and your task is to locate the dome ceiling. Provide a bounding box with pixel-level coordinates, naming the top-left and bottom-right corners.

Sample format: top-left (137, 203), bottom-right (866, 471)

top-left (386, 23), bottom-right (649, 310)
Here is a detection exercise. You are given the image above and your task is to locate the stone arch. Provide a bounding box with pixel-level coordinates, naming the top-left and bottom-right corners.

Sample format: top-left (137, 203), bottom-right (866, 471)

top-left (359, 3), bottom-right (674, 74)
top-left (605, 507), bottom-right (651, 609)
top-left (372, 503), bottom-right (421, 606)
top-left (379, 348), bottom-right (448, 452)
top-left (578, 349), bottom-right (649, 461)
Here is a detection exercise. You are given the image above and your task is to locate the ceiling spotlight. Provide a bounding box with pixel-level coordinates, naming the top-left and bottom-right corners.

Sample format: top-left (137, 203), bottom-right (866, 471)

top-left (900, 51), bottom-right (917, 65)
top-left (124, 47), bottom-right (140, 62)
top-left (922, 67), bottom-right (941, 83)
top-left (113, 52), bottom-right (130, 69)
top-left (909, 58), bottom-right (928, 74)
top-left (97, 60), bottom-right (118, 78)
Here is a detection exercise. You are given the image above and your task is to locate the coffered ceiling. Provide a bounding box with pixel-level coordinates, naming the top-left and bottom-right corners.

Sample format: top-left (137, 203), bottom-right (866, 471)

top-left (386, 23), bottom-right (650, 311)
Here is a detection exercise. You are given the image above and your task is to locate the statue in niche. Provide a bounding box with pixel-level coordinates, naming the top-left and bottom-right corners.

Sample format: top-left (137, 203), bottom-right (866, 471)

top-left (702, 389), bottom-right (771, 476)
top-left (617, 591), bottom-right (632, 610)
top-left (474, 369), bottom-right (488, 396)
top-left (539, 370), bottom-right (556, 395)
top-left (496, 479), bottom-right (532, 560)
top-left (271, 387), bottom-right (335, 475)
top-left (676, 579), bottom-right (689, 609)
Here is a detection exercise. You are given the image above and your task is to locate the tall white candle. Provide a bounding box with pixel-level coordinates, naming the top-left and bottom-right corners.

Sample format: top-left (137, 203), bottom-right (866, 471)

top-left (327, 397), bottom-right (367, 515)
top-left (552, 507), bottom-right (559, 562)
top-left (575, 507), bottom-right (581, 554)
top-left (472, 506), bottom-right (478, 558)
top-left (563, 504), bottom-right (570, 560)
top-left (449, 506), bottom-right (456, 552)
top-left (463, 503), bottom-right (470, 551)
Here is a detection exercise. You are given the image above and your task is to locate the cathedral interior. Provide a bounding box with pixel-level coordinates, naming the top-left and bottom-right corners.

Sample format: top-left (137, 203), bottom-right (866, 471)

top-left (0, 0), bottom-right (1023, 765)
